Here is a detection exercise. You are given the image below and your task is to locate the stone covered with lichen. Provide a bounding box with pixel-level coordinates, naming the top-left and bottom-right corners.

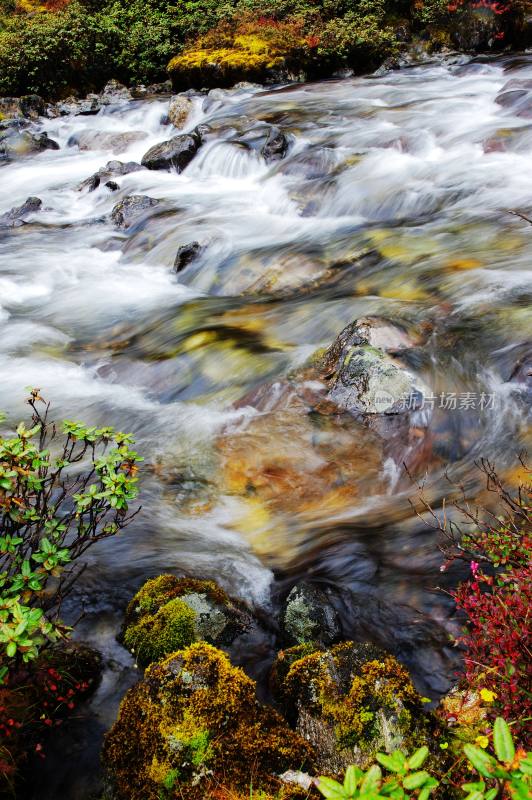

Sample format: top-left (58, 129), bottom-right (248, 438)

top-left (123, 575), bottom-right (251, 666)
top-left (102, 642), bottom-right (313, 800)
top-left (272, 641), bottom-right (431, 774)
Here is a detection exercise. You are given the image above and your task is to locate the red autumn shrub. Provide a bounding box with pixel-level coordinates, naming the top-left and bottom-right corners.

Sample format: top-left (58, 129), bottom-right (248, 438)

top-left (436, 461), bottom-right (531, 743)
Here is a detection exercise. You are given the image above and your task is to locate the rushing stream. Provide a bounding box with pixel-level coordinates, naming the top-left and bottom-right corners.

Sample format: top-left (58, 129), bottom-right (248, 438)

top-left (1, 52), bottom-right (531, 798)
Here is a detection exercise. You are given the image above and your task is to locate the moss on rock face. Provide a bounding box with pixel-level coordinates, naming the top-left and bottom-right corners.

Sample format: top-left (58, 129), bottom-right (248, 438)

top-left (102, 642), bottom-right (313, 800)
top-left (123, 576), bottom-right (250, 667)
top-left (272, 641), bottom-right (431, 774)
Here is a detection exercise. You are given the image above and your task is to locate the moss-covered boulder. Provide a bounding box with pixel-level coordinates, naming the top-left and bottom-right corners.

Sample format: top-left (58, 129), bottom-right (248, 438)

top-left (102, 642), bottom-right (313, 800)
top-left (272, 641), bottom-right (431, 774)
top-left (122, 575), bottom-right (251, 666)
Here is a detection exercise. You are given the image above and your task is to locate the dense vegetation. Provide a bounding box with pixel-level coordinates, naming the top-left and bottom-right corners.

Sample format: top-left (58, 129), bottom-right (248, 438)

top-left (0, 0), bottom-right (530, 98)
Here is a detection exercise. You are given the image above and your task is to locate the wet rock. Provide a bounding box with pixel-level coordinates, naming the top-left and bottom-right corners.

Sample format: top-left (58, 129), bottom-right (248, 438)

top-left (282, 582), bottom-right (341, 646)
top-left (0, 129), bottom-right (59, 160)
top-left (105, 180), bottom-right (120, 192)
top-left (100, 79), bottom-right (133, 105)
top-left (272, 641), bottom-right (431, 774)
top-left (67, 130), bottom-right (147, 153)
top-left (318, 317), bottom-right (427, 415)
top-left (0, 196), bottom-right (42, 228)
top-left (495, 80), bottom-right (532, 118)
top-left (140, 132), bottom-right (201, 171)
top-left (103, 643), bottom-right (313, 800)
top-left (174, 241), bottom-right (203, 272)
top-left (111, 195), bottom-right (159, 230)
top-left (0, 94), bottom-right (45, 120)
top-left (167, 94), bottom-right (193, 128)
top-left (261, 126), bottom-right (289, 162)
top-left (78, 160), bottom-right (144, 192)
top-left (122, 575), bottom-right (252, 667)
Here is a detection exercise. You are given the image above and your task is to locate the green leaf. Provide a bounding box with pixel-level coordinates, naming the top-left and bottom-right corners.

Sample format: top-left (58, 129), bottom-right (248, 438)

top-left (484, 788), bottom-right (498, 800)
top-left (464, 745), bottom-right (498, 779)
top-left (360, 765), bottom-right (382, 793)
top-left (463, 792), bottom-right (484, 800)
top-left (344, 765), bottom-right (362, 794)
top-left (316, 777), bottom-right (348, 800)
top-left (407, 747), bottom-right (429, 770)
top-left (6, 641), bottom-right (17, 657)
top-left (493, 717), bottom-right (515, 764)
top-left (376, 753), bottom-right (403, 773)
top-left (403, 771), bottom-right (430, 790)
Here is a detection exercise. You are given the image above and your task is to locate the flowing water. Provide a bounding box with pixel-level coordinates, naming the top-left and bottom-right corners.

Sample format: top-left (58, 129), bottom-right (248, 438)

top-left (1, 52), bottom-right (531, 798)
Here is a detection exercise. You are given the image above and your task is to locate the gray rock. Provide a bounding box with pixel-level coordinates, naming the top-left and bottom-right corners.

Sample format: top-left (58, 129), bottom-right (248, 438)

top-left (0, 196), bottom-right (42, 228)
top-left (77, 160), bottom-right (144, 192)
top-left (111, 195), bottom-right (159, 230)
top-left (320, 318), bottom-right (428, 415)
top-left (141, 133), bottom-right (201, 171)
top-left (174, 241), bottom-right (202, 272)
top-left (282, 582), bottom-right (341, 646)
top-left (167, 95), bottom-right (193, 128)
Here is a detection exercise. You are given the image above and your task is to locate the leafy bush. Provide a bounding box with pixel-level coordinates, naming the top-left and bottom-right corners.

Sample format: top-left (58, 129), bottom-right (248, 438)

top-left (0, 1), bottom-right (117, 97)
top-left (0, 390), bottom-right (141, 682)
top-left (434, 460), bottom-right (532, 741)
top-left (316, 719), bottom-right (532, 800)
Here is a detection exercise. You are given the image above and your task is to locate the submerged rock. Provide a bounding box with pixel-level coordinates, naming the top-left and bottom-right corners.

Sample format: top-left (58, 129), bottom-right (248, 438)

top-left (67, 130), bottom-right (147, 153)
top-left (77, 160), bottom-right (145, 192)
top-left (0, 196), bottom-right (42, 228)
top-left (272, 641), bottom-right (431, 774)
top-left (282, 582), bottom-right (341, 647)
top-left (111, 195), bottom-right (160, 230)
top-left (141, 133), bottom-right (200, 171)
top-left (103, 642), bottom-right (312, 800)
top-left (174, 241), bottom-right (203, 272)
top-left (122, 575), bottom-right (252, 666)
top-left (167, 95), bottom-right (194, 128)
top-left (0, 129), bottom-right (59, 160)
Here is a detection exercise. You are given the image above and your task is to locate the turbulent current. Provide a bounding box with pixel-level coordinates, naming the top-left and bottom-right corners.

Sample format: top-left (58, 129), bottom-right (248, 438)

top-left (1, 53), bottom-right (531, 797)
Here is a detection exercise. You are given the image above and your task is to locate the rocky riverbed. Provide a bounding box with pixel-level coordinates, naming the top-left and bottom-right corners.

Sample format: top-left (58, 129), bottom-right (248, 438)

top-left (1, 51), bottom-right (531, 798)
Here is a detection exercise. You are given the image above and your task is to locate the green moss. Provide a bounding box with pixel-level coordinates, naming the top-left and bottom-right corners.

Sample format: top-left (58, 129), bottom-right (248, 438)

top-left (125, 575), bottom-right (229, 625)
top-left (123, 597), bottom-right (197, 667)
top-left (103, 643), bottom-right (313, 800)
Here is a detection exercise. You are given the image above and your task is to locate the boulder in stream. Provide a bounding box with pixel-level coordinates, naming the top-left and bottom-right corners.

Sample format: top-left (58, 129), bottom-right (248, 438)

top-left (78, 160), bottom-right (145, 192)
top-left (0, 129), bottom-right (59, 160)
top-left (282, 581), bottom-right (341, 647)
top-left (167, 94), bottom-right (194, 128)
top-left (67, 130), bottom-right (147, 153)
top-left (122, 575), bottom-right (252, 667)
top-left (261, 125), bottom-right (290, 163)
top-left (0, 94), bottom-right (45, 120)
top-left (0, 196), bottom-right (42, 228)
top-left (141, 132), bottom-right (201, 172)
top-left (103, 642), bottom-right (312, 800)
top-left (174, 241), bottom-right (203, 272)
top-left (111, 195), bottom-right (160, 230)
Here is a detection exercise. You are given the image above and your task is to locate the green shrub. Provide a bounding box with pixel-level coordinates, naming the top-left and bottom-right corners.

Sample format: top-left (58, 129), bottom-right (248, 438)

top-left (0, 2), bottom-right (117, 97)
top-left (0, 390), bottom-right (141, 682)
